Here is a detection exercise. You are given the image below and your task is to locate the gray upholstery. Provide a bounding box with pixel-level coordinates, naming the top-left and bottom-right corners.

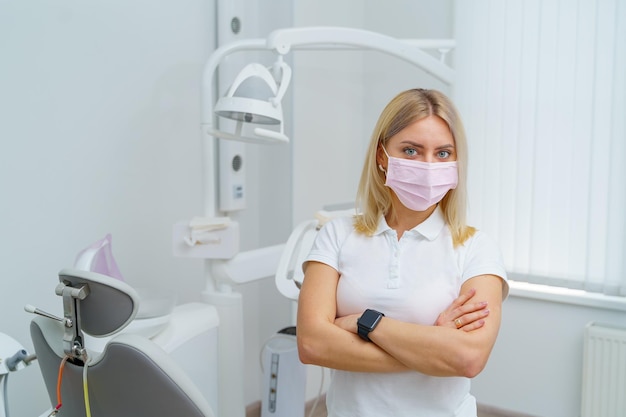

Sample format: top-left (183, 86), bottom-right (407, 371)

top-left (30, 270), bottom-right (215, 417)
top-left (58, 269), bottom-right (139, 337)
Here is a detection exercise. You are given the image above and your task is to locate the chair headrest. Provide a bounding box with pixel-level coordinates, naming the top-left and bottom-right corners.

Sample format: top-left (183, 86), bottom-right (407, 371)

top-left (58, 268), bottom-right (140, 337)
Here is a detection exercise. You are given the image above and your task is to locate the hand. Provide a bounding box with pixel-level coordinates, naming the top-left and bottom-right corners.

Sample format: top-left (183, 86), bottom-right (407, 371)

top-left (335, 313), bottom-right (361, 334)
top-left (435, 288), bottom-right (489, 332)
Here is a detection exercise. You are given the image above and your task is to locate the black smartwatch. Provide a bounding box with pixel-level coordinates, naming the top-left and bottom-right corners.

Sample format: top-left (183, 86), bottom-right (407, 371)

top-left (357, 309), bottom-right (385, 341)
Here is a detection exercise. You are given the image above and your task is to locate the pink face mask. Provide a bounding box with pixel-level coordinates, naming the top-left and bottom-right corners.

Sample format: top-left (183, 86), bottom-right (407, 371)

top-left (381, 146), bottom-right (458, 211)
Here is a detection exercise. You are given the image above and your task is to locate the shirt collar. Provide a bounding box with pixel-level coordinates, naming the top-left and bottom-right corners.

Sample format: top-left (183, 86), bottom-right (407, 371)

top-left (374, 206), bottom-right (447, 241)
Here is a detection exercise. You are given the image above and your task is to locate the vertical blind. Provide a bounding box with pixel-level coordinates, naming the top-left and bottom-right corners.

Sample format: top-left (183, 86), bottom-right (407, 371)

top-left (454, 0), bottom-right (625, 296)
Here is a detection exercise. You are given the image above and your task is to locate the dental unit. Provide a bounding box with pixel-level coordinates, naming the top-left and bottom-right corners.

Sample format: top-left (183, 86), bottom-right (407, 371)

top-left (22, 26), bottom-right (454, 417)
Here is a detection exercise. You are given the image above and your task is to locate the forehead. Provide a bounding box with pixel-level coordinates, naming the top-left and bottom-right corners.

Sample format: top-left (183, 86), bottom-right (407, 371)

top-left (387, 115), bottom-right (454, 147)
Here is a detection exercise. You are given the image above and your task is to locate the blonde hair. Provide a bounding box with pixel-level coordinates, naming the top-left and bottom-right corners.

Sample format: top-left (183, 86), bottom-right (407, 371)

top-left (354, 89), bottom-right (475, 246)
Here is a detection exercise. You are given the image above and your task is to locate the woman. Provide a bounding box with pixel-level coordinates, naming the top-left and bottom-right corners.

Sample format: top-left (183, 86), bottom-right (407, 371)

top-left (297, 89), bottom-right (508, 417)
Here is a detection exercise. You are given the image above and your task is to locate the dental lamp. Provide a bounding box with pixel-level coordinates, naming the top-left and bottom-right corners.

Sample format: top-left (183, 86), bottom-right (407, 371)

top-left (213, 59), bottom-right (291, 144)
top-left (196, 26), bottom-right (454, 417)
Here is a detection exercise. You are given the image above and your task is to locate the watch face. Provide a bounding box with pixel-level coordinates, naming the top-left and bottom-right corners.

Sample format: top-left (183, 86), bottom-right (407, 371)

top-left (359, 309), bottom-right (382, 328)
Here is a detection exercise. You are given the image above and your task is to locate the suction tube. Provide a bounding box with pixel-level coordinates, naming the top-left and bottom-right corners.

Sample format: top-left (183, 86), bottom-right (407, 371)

top-left (5, 350), bottom-right (27, 372)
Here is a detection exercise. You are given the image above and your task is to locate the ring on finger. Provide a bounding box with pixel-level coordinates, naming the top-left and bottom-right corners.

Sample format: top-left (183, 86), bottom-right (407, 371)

top-left (454, 318), bottom-right (463, 329)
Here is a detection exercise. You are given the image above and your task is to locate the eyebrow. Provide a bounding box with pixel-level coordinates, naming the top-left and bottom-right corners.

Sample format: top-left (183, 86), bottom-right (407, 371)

top-left (400, 141), bottom-right (455, 150)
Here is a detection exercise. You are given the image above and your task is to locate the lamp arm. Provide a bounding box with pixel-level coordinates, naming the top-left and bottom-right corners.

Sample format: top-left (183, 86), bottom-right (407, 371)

top-left (266, 26), bottom-right (454, 84)
top-left (270, 58), bottom-right (292, 106)
top-left (201, 27), bottom-right (456, 127)
top-left (210, 244), bottom-right (286, 287)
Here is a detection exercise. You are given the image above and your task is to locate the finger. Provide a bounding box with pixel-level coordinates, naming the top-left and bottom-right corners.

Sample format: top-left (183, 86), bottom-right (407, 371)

top-left (461, 319), bottom-right (486, 332)
top-left (435, 289), bottom-right (482, 328)
top-left (457, 309), bottom-right (490, 329)
top-left (454, 300), bottom-right (488, 317)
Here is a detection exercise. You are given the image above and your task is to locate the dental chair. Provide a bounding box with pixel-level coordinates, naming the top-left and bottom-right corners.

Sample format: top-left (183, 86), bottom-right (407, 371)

top-left (29, 268), bottom-right (215, 417)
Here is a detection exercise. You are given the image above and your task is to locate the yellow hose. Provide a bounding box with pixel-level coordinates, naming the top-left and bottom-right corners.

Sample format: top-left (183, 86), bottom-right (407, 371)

top-left (82, 357), bottom-right (92, 417)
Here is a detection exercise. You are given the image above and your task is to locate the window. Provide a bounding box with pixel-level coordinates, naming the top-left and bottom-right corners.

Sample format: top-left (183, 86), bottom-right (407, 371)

top-left (454, 0), bottom-right (626, 296)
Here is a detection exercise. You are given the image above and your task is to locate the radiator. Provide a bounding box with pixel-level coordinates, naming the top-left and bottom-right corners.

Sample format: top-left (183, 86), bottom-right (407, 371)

top-left (581, 322), bottom-right (626, 417)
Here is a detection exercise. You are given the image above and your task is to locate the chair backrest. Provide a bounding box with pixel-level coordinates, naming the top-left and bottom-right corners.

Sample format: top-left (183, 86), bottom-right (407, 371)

top-left (275, 208), bottom-right (356, 300)
top-left (30, 269), bottom-right (215, 417)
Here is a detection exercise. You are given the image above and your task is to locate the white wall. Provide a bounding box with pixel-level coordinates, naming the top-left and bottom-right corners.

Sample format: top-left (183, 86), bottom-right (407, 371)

top-left (0, 1), bottom-right (213, 415)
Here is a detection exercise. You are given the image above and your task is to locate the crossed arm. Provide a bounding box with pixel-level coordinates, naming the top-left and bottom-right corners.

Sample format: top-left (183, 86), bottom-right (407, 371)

top-left (296, 261), bottom-right (504, 378)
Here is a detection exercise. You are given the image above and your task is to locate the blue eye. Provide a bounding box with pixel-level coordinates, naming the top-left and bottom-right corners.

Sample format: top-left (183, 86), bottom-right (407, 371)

top-left (404, 148), bottom-right (417, 157)
top-left (437, 150), bottom-right (451, 159)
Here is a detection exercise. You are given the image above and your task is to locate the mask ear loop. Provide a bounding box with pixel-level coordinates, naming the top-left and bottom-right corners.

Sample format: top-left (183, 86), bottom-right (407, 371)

top-left (378, 143), bottom-right (389, 174)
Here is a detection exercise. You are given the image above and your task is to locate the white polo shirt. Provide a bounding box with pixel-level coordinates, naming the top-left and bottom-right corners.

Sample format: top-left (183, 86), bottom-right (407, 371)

top-left (304, 207), bottom-right (508, 417)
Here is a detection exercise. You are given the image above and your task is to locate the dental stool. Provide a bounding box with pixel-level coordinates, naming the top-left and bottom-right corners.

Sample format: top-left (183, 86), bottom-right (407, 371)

top-left (29, 268), bottom-right (216, 417)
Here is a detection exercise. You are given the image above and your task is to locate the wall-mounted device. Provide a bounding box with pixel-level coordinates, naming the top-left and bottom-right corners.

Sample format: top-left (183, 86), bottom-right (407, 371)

top-left (219, 140), bottom-right (246, 212)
